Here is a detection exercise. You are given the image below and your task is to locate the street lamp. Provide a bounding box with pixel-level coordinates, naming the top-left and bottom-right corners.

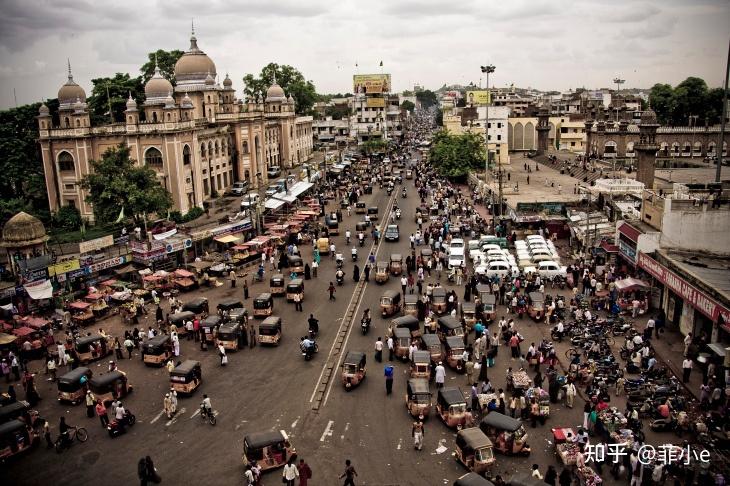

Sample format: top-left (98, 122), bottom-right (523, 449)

top-left (481, 64), bottom-right (496, 212)
top-left (613, 77), bottom-right (625, 122)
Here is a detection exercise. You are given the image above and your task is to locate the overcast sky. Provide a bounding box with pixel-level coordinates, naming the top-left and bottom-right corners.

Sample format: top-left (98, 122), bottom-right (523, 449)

top-left (0, 0), bottom-right (728, 109)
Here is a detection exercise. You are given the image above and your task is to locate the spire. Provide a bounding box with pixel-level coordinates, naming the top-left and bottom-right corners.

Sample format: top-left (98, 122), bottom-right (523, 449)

top-left (272, 71), bottom-right (277, 86)
top-left (189, 19), bottom-right (199, 51)
top-left (67, 58), bottom-right (73, 80)
top-left (191, 18), bottom-right (195, 36)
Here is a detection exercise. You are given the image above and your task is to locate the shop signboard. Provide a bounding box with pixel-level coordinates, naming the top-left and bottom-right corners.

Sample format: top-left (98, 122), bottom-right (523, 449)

top-left (366, 97), bottom-right (386, 108)
top-left (353, 74), bottom-right (391, 94)
top-left (47, 259), bottom-right (80, 277)
top-left (638, 252), bottom-right (730, 323)
top-left (88, 255), bottom-right (128, 274)
top-left (79, 235), bottom-right (115, 254)
top-left (618, 240), bottom-right (636, 263)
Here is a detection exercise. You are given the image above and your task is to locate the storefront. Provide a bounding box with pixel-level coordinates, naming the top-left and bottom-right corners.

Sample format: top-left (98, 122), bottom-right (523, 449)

top-left (617, 221), bottom-right (640, 267)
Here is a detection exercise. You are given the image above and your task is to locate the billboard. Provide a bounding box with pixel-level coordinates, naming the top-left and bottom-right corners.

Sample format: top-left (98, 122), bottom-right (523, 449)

top-left (466, 90), bottom-right (491, 105)
top-left (353, 74), bottom-right (391, 94)
top-left (366, 97), bottom-right (386, 108)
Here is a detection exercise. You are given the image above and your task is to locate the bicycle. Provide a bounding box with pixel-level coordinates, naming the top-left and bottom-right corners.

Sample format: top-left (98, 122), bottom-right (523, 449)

top-left (565, 347), bottom-right (582, 360)
top-left (55, 426), bottom-right (88, 453)
top-left (200, 405), bottom-right (216, 425)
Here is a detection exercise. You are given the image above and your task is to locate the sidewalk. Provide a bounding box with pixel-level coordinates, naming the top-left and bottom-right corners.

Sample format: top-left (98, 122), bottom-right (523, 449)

top-left (648, 326), bottom-right (703, 402)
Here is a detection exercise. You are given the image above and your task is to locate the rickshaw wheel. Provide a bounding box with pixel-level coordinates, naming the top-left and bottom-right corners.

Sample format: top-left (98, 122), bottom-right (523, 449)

top-left (76, 428), bottom-right (89, 442)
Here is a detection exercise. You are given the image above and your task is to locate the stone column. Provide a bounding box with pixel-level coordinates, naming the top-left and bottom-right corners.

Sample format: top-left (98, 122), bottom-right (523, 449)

top-left (536, 108), bottom-right (550, 155)
top-left (635, 109), bottom-right (659, 189)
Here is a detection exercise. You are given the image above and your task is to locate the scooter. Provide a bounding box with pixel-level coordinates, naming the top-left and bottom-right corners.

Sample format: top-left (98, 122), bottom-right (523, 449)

top-left (107, 410), bottom-right (136, 438)
top-left (352, 249), bottom-right (358, 261)
top-left (395, 208), bottom-right (401, 219)
top-left (361, 316), bottom-right (371, 334)
top-left (402, 189), bottom-right (407, 198)
top-left (300, 339), bottom-right (319, 361)
top-left (336, 271), bottom-right (345, 286)
top-left (650, 415), bottom-right (678, 432)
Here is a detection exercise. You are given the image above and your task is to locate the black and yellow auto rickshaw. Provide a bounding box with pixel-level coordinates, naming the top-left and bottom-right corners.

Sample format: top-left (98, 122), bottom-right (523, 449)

top-left (0, 419), bottom-right (39, 461)
top-left (342, 351), bottom-right (366, 390)
top-left (258, 316), bottom-right (282, 345)
top-left (355, 221), bottom-right (368, 235)
top-left (355, 202), bottom-right (367, 214)
top-left (88, 370), bottom-right (133, 405)
top-left (142, 334), bottom-right (172, 366)
top-left (444, 336), bottom-right (466, 372)
top-left (431, 287), bottom-right (447, 314)
top-left (475, 285), bottom-right (491, 305)
top-left (390, 315), bottom-right (421, 341)
top-left (479, 412), bottom-right (531, 456)
top-left (380, 290), bottom-right (402, 317)
top-left (57, 367), bottom-right (92, 404)
top-left (289, 256), bottom-right (304, 274)
top-left (461, 302), bottom-right (477, 329)
top-left (455, 428), bottom-right (496, 475)
top-left (406, 378), bottom-right (432, 417)
top-left (218, 298), bottom-right (244, 314)
top-left (286, 279), bottom-right (304, 302)
top-left (420, 333), bottom-right (444, 364)
top-left (420, 248), bottom-right (433, 267)
top-left (410, 350), bottom-right (431, 379)
top-left (242, 430), bottom-right (296, 472)
top-left (438, 315), bottom-right (464, 341)
top-left (375, 261), bottom-right (389, 283)
top-left (454, 472), bottom-right (496, 486)
top-left (367, 207), bottom-right (378, 221)
top-left (216, 322), bottom-right (245, 351)
top-left (74, 334), bottom-right (111, 365)
top-left (170, 360), bottom-right (202, 395)
top-left (253, 293), bottom-right (274, 318)
top-left (403, 294), bottom-right (419, 319)
top-left (393, 327), bottom-right (412, 360)
top-left (481, 294), bottom-right (497, 323)
top-left (200, 315), bottom-right (221, 344)
top-left (437, 387), bottom-right (468, 429)
top-left (169, 311), bottom-right (195, 335)
top-left (270, 274), bottom-right (286, 296)
top-left (528, 292), bottom-right (545, 321)
top-left (389, 254), bottom-right (403, 276)
top-left (182, 297), bottom-right (208, 315)
top-left (325, 215), bottom-right (339, 236)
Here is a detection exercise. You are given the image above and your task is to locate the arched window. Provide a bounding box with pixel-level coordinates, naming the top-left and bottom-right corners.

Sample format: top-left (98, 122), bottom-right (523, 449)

top-left (145, 147), bottom-right (163, 169)
top-left (215, 141), bottom-right (220, 155)
top-left (166, 113), bottom-right (171, 121)
top-left (75, 119), bottom-right (80, 127)
top-left (58, 152), bottom-right (75, 172)
top-left (152, 112), bottom-right (158, 122)
top-left (208, 142), bottom-right (213, 159)
top-left (242, 141), bottom-right (249, 154)
top-left (201, 143), bottom-right (207, 159)
top-left (671, 142), bottom-right (680, 154)
top-left (207, 96), bottom-right (211, 103)
top-left (64, 117), bottom-right (70, 128)
top-left (683, 142), bottom-right (691, 153)
top-left (208, 108), bottom-right (212, 118)
top-left (183, 145), bottom-right (191, 165)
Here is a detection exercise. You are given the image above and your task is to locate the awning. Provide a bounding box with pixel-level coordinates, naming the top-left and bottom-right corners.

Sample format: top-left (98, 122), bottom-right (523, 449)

top-left (618, 222), bottom-right (641, 243)
top-left (265, 198), bottom-right (286, 210)
top-left (23, 280), bottom-right (53, 300)
top-left (614, 277), bottom-right (649, 292)
top-left (174, 269), bottom-right (194, 278)
top-left (214, 234), bottom-right (242, 244)
top-left (152, 228), bottom-right (177, 240)
top-left (271, 193), bottom-right (297, 203)
top-left (114, 264), bottom-right (137, 275)
top-left (600, 241), bottom-right (620, 253)
top-left (289, 181), bottom-right (314, 198)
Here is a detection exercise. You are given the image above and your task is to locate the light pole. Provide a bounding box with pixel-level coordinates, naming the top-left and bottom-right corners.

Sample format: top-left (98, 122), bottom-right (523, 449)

top-left (481, 64), bottom-right (495, 184)
top-left (613, 77), bottom-right (625, 122)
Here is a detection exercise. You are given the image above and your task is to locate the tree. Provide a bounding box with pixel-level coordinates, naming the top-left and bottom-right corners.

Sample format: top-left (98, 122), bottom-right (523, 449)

top-left (401, 90), bottom-right (415, 97)
top-left (649, 83), bottom-right (676, 125)
top-left (428, 130), bottom-right (486, 180)
top-left (81, 144), bottom-right (172, 224)
top-left (242, 63), bottom-right (317, 115)
top-left (361, 139), bottom-right (387, 155)
top-left (324, 104), bottom-right (351, 120)
top-left (416, 89), bottom-right (439, 109)
top-left (401, 100), bottom-right (415, 113)
top-left (140, 49), bottom-right (184, 84)
top-left (435, 108), bottom-right (444, 127)
top-left (648, 77), bottom-right (727, 126)
top-left (672, 77), bottom-right (709, 126)
top-left (87, 73), bottom-right (145, 124)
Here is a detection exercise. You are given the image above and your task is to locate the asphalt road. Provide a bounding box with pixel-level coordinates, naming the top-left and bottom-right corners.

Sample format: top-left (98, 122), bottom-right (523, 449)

top-left (5, 164), bottom-right (667, 486)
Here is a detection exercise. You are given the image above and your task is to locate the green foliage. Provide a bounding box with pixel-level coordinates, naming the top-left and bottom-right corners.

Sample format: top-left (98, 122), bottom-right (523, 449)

top-left (435, 108), bottom-right (443, 127)
top-left (401, 100), bottom-right (415, 113)
top-left (80, 144), bottom-right (172, 224)
top-left (243, 63), bottom-right (317, 115)
top-left (649, 77), bottom-right (728, 125)
top-left (88, 73), bottom-right (145, 124)
top-left (401, 90), bottom-right (415, 97)
top-left (324, 104), bottom-right (351, 120)
top-left (140, 49), bottom-right (184, 84)
top-left (428, 130), bottom-right (486, 180)
top-left (169, 206), bottom-right (204, 224)
top-left (317, 93), bottom-right (352, 102)
top-left (52, 205), bottom-right (82, 231)
top-left (0, 103), bottom-right (49, 225)
top-left (416, 90), bottom-right (439, 109)
top-left (362, 139), bottom-right (387, 155)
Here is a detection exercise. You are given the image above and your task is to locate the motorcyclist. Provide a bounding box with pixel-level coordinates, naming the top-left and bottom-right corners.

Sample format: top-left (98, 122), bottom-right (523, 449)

top-left (336, 268), bottom-right (345, 284)
top-left (59, 417), bottom-right (72, 446)
top-left (300, 336), bottom-right (315, 358)
top-left (345, 230), bottom-right (351, 245)
top-left (115, 401), bottom-right (127, 431)
top-left (308, 314), bottom-right (319, 336)
top-left (201, 395), bottom-right (212, 416)
top-left (351, 247), bottom-right (358, 260)
top-left (358, 232), bottom-right (365, 246)
top-left (361, 308), bottom-right (371, 329)
top-left (555, 321), bottom-right (564, 341)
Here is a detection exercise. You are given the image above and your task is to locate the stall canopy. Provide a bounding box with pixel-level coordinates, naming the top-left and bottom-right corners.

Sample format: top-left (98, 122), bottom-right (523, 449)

top-left (289, 181), bottom-right (313, 198)
top-left (264, 198), bottom-right (286, 211)
top-left (614, 277), bottom-right (649, 293)
top-left (23, 280), bottom-right (53, 300)
top-left (214, 234), bottom-right (242, 244)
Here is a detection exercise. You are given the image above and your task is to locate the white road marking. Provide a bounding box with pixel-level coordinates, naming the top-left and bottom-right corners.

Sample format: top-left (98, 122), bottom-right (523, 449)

top-left (397, 438), bottom-right (402, 450)
top-left (165, 407), bottom-right (186, 427)
top-left (190, 408), bottom-right (200, 419)
top-left (149, 410), bottom-right (165, 424)
top-left (319, 420), bottom-right (334, 442)
top-left (291, 416), bottom-right (300, 429)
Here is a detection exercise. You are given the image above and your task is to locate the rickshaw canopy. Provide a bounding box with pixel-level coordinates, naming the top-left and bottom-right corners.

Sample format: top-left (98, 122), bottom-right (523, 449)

top-left (432, 287), bottom-right (446, 300)
top-left (245, 430), bottom-right (287, 450)
top-left (170, 360), bottom-right (201, 378)
top-left (407, 378), bottom-right (431, 395)
top-left (438, 315), bottom-right (461, 331)
top-left (412, 350), bottom-right (431, 365)
top-left (480, 412), bottom-right (523, 432)
top-left (143, 334), bottom-right (170, 352)
top-left (392, 315), bottom-right (420, 332)
top-left (75, 334), bottom-right (105, 349)
top-left (270, 274), bottom-right (285, 285)
top-left (57, 367), bottom-right (91, 387)
top-left (393, 327), bottom-right (411, 339)
top-left (169, 311), bottom-right (195, 325)
top-left (445, 335), bottom-right (465, 350)
top-left (529, 292), bottom-right (544, 304)
top-left (89, 370), bottom-right (126, 389)
top-left (438, 387), bottom-right (465, 406)
top-left (344, 351), bottom-right (366, 367)
top-left (458, 427), bottom-right (493, 451)
top-left (259, 316), bottom-right (282, 332)
top-left (421, 334), bottom-right (441, 348)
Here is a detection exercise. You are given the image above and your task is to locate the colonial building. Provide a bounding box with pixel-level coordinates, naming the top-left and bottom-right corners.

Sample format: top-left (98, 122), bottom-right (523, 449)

top-left (37, 30), bottom-right (313, 222)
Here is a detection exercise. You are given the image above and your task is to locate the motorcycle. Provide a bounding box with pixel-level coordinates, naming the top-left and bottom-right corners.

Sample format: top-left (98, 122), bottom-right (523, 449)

top-left (300, 338), bottom-right (319, 361)
top-left (361, 316), bottom-right (371, 334)
top-left (387, 186), bottom-right (393, 196)
top-left (402, 189), bottom-right (407, 198)
top-left (352, 249), bottom-right (358, 261)
top-left (336, 271), bottom-right (345, 286)
top-left (650, 414), bottom-right (678, 432)
top-left (395, 208), bottom-right (401, 219)
top-left (107, 410), bottom-right (137, 438)
top-left (550, 325), bottom-right (564, 342)
top-left (55, 426), bottom-right (88, 453)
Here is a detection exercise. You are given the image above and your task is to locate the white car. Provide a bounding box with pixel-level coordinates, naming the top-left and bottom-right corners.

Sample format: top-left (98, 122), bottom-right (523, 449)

top-left (481, 243), bottom-right (502, 253)
top-left (530, 250), bottom-right (555, 263)
top-left (526, 235), bottom-right (546, 244)
top-left (448, 252), bottom-right (465, 269)
top-left (448, 239), bottom-right (465, 256)
top-left (514, 241), bottom-right (528, 250)
top-left (240, 193), bottom-right (260, 208)
top-left (537, 261), bottom-right (568, 279)
top-left (484, 261), bottom-right (517, 279)
top-left (470, 250), bottom-right (486, 264)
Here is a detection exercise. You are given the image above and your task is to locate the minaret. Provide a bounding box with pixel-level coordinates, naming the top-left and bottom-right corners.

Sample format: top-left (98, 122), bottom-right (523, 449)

top-left (635, 108), bottom-right (659, 189)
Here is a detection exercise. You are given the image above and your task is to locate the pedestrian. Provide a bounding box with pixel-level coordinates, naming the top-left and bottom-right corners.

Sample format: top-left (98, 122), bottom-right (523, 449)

top-left (683, 332), bottom-right (692, 357)
top-left (145, 456), bottom-right (161, 484)
top-left (297, 458), bottom-right (312, 486)
top-left (412, 416), bottom-right (425, 450)
top-left (164, 393), bottom-right (173, 419)
top-left (44, 421), bottom-right (53, 449)
top-left (46, 357), bottom-right (56, 382)
top-left (312, 260), bottom-right (318, 278)
top-left (249, 323), bottom-right (256, 348)
top-left (558, 468), bottom-right (572, 486)
top-left (565, 380), bottom-right (576, 408)
top-left (293, 292), bottom-right (303, 312)
top-left (218, 343), bottom-right (227, 366)
top-left (114, 337), bottom-right (124, 360)
top-left (435, 362), bottom-right (446, 388)
top-left (124, 336), bottom-right (134, 359)
top-left (340, 459), bottom-right (357, 486)
top-left (544, 465), bottom-right (557, 486)
top-left (85, 390), bottom-right (96, 418)
top-left (583, 401), bottom-right (591, 429)
top-left (387, 336), bottom-right (394, 361)
top-left (682, 357), bottom-right (693, 383)
top-left (328, 282), bottom-right (336, 300)
top-left (96, 400), bottom-right (109, 427)
top-left (364, 264), bottom-right (370, 282)
top-left (243, 279), bottom-right (249, 299)
top-left (465, 359), bottom-right (474, 385)
top-left (282, 457), bottom-right (299, 486)
top-left (385, 364), bottom-right (394, 394)
top-left (374, 337), bottom-right (383, 362)
top-left (471, 383), bottom-right (479, 412)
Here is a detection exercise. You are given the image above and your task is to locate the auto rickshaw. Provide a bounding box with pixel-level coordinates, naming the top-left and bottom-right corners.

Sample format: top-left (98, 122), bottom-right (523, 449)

top-left (475, 284), bottom-right (491, 303)
top-left (0, 419), bottom-right (38, 461)
top-left (406, 378), bottom-right (432, 417)
top-left (326, 216), bottom-right (339, 236)
top-left (169, 311), bottom-right (195, 334)
top-left (528, 292), bottom-right (545, 321)
top-left (420, 248), bottom-right (433, 267)
top-left (142, 334), bottom-right (172, 366)
top-left (289, 256), bottom-right (304, 274)
top-left (74, 334), bottom-right (111, 365)
top-left (216, 322), bottom-right (244, 351)
top-left (380, 290), bottom-right (402, 317)
top-left (436, 387), bottom-right (468, 429)
top-left (455, 428), bottom-right (496, 475)
top-left (393, 327), bottom-right (412, 360)
top-left (375, 261), bottom-right (389, 283)
top-left (406, 169), bottom-right (413, 179)
top-left (342, 351), bottom-right (366, 390)
top-left (183, 297), bottom-right (208, 315)
top-left (481, 294), bottom-right (497, 323)
top-left (403, 294), bottom-right (419, 319)
top-left (242, 430), bottom-right (296, 472)
top-left (420, 333), bottom-right (444, 364)
top-left (355, 202), bottom-right (367, 214)
top-left (444, 336), bottom-right (466, 372)
top-left (270, 274), bottom-right (286, 296)
top-left (253, 293), bottom-right (274, 318)
top-left (431, 287), bottom-right (447, 314)
top-left (454, 472), bottom-right (496, 486)
top-left (389, 254), bottom-right (403, 276)
top-left (355, 221), bottom-right (368, 236)
top-left (57, 367), bottom-right (92, 404)
top-left (438, 315), bottom-right (464, 341)
top-left (169, 360), bottom-right (202, 395)
top-left (88, 370), bottom-right (133, 405)
top-left (286, 279), bottom-right (304, 302)
top-left (200, 315), bottom-right (221, 344)
top-left (461, 302), bottom-right (477, 329)
top-left (218, 298), bottom-right (244, 314)
top-left (367, 207), bottom-right (378, 221)
top-left (410, 350), bottom-right (431, 379)
top-left (389, 315), bottom-right (421, 341)
top-left (479, 412), bottom-right (531, 456)
top-left (316, 237), bottom-right (330, 255)
top-left (258, 316), bottom-right (282, 345)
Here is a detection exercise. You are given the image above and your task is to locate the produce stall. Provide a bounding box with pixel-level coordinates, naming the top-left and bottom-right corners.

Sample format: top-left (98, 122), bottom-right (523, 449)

top-left (510, 370), bottom-right (532, 390)
top-left (576, 466), bottom-right (602, 486)
top-left (526, 387), bottom-right (550, 417)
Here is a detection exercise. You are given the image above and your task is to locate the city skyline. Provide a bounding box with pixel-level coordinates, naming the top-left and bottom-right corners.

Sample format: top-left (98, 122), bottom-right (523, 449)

top-left (0, 0), bottom-right (728, 109)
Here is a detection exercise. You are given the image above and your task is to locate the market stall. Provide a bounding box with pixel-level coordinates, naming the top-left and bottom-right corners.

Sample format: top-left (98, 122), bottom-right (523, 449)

top-left (173, 269), bottom-right (197, 292)
top-left (613, 278), bottom-right (650, 315)
top-left (510, 370), bottom-right (532, 391)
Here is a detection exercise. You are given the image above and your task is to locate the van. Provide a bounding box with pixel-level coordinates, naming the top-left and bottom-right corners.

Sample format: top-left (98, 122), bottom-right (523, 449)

top-left (240, 193), bottom-right (260, 208)
top-left (231, 181), bottom-right (249, 196)
top-left (267, 166), bottom-right (282, 178)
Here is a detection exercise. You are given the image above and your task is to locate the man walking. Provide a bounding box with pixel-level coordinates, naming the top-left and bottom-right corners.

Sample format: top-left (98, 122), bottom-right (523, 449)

top-left (565, 380), bottom-right (576, 408)
top-left (328, 282), bottom-right (336, 300)
top-left (387, 336), bottom-right (394, 361)
top-left (293, 292), bottom-right (303, 312)
top-left (374, 337), bottom-right (383, 362)
top-left (682, 357), bottom-right (693, 383)
top-left (435, 362), bottom-right (446, 389)
top-left (385, 365), bottom-right (394, 395)
top-left (339, 459), bottom-right (358, 486)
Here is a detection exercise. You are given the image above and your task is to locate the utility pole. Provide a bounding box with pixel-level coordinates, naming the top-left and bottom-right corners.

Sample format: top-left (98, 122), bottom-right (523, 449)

top-left (481, 64), bottom-right (496, 212)
top-left (106, 82), bottom-right (114, 124)
top-left (717, 38), bottom-right (729, 182)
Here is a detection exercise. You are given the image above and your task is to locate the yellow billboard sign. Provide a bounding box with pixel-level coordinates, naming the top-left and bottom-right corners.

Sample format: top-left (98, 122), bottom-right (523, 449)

top-left (354, 74), bottom-right (391, 95)
top-left (466, 90), bottom-right (491, 105)
top-left (366, 97), bottom-right (386, 108)
top-left (48, 259), bottom-right (80, 277)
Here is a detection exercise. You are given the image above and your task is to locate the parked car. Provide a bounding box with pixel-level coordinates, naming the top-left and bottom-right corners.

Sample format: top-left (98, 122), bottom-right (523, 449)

top-left (385, 225), bottom-right (400, 242)
top-left (267, 166), bottom-right (281, 178)
top-left (537, 261), bottom-right (567, 279)
top-left (240, 193), bottom-right (260, 208)
top-left (231, 181), bottom-right (249, 196)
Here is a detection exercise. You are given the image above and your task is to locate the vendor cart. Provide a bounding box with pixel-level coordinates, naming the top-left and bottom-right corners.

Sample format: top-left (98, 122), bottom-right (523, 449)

top-left (552, 427), bottom-right (579, 466)
top-left (84, 293), bottom-right (109, 318)
top-left (526, 387), bottom-right (550, 419)
top-left (510, 370), bottom-right (532, 391)
top-left (576, 466), bottom-right (602, 486)
top-left (69, 301), bottom-right (95, 326)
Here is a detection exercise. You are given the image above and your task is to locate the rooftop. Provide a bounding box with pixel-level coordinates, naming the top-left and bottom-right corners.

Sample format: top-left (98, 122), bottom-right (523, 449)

top-left (659, 249), bottom-right (730, 303)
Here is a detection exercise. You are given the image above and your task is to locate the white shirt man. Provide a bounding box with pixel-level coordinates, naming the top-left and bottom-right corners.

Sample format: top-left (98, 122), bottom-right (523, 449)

top-left (115, 403), bottom-right (126, 421)
top-left (435, 363), bottom-right (446, 386)
top-left (557, 321), bottom-right (564, 334)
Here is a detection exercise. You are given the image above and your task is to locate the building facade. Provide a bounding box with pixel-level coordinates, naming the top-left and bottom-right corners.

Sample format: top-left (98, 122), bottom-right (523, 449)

top-left (443, 105), bottom-right (510, 165)
top-left (508, 115), bottom-right (587, 154)
top-left (37, 31), bottom-right (313, 222)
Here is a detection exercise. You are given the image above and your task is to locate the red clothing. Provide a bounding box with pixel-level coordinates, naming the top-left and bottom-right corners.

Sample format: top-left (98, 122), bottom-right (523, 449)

top-left (297, 463), bottom-right (312, 486)
top-left (193, 319), bottom-right (200, 331)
